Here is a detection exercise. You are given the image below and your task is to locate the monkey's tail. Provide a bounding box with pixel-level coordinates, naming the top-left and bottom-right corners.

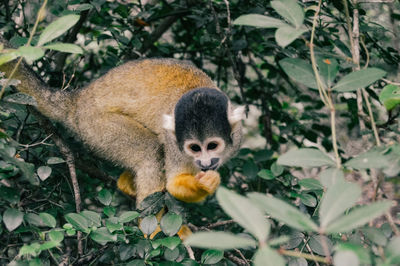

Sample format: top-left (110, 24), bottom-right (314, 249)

top-left (1, 60), bottom-right (74, 125)
top-left (1, 36), bottom-right (73, 125)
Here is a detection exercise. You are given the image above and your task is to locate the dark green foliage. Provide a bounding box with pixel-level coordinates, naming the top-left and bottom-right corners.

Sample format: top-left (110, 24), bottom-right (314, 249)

top-left (1, 0), bottom-right (400, 265)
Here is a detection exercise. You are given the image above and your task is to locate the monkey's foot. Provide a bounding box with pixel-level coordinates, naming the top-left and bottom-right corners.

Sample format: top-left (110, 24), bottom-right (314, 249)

top-left (141, 208), bottom-right (165, 239)
top-left (117, 170), bottom-right (136, 197)
top-left (167, 171), bottom-right (220, 203)
top-left (141, 208), bottom-right (191, 240)
top-left (177, 224), bottom-right (192, 240)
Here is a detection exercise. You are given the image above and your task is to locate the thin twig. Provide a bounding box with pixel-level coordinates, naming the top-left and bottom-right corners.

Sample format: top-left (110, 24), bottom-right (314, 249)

top-left (382, 78), bottom-right (400, 86)
top-left (386, 212), bottom-right (400, 236)
top-left (303, 238), bottom-right (320, 266)
top-left (28, 107), bottom-right (83, 256)
top-left (209, 0), bottom-right (249, 115)
top-left (201, 219), bottom-right (235, 229)
top-left (279, 249), bottom-right (331, 264)
top-left (18, 134), bottom-right (53, 150)
top-left (362, 88), bottom-right (381, 146)
top-left (234, 248), bottom-right (250, 266)
top-left (184, 244), bottom-right (195, 260)
top-left (309, 0), bottom-right (341, 168)
top-left (188, 222), bottom-right (249, 265)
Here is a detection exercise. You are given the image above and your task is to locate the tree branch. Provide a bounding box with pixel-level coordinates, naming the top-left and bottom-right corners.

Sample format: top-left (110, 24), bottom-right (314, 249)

top-left (28, 107), bottom-right (83, 256)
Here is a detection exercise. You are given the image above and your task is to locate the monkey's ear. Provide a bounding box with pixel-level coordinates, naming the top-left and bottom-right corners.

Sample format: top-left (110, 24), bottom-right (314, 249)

top-left (228, 106), bottom-right (245, 126)
top-left (163, 114), bottom-right (175, 132)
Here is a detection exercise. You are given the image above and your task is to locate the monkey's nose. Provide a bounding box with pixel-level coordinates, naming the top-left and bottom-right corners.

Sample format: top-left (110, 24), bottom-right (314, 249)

top-left (197, 158), bottom-right (220, 171)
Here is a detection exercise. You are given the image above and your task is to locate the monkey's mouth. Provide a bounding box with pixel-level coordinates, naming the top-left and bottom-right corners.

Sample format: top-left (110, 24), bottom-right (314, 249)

top-left (201, 165), bottom-right (219, 171)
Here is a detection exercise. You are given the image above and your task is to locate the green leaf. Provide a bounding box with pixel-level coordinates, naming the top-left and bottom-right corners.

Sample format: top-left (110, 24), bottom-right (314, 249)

top-left (118, 211), bottom-right (139, 223)
top-left (90, 227), bottom-right (117, 245)
top-left (299, 193), bottom-right (317, 207)
top-left (298, 178), bottom-right (323, 190)
top-left (336, 243), bottom-right (371, 264)
top-left (317, 57), bottom-right (339, 88)
top-left (185, 231), bottom-right (256, 250)
top-left (319, 168), bottom-right (345, 188)
top-left (379, 84), bottom-right (400, 110)
top-left (17, 46), bottom-right (44, 61)
top-left (37, 166), bottom-right (52, 181)
top-left (97, 188), bottom-right (112, 206)
top-left (138, 191), bottom-right (164, 216)
top-left (308, 235), bottom-right (333, 256)
top-left (287, 257), bottom-right (307, 266)
top-left (345, 147), bottom-right (390, 170)
top-left (153, 236), bottom-right (181, 250)
top-left (361, 227), bottom-right (387, 246)
top-left (73, 3), bottom-right (93, 11)
top-left (18, 243), bottom-right (40, 257)
top-left (319, 181), bottom-right (361, 228)
top-left (325, 201), bottom-right (392, 234)
top-left (64, 213), bottom-right (90, 233)
top-left (271, 0), bottom-right (304, 28)
top-left (275, 26), bottom-right (307, 48)
top-left (38, 241), bottom-right (59, 251)
top-left (271, 162), bottom-right (284, 176)
top-left (38, 15), bottom-right (80, 46)
top-left (3, 208), bottom-right (24, 231)
top-left (333, 250), bottom-right (359, 266)
top-left (201, 250), bottom-right (224, 264)
top-left (25, 213), bottom-right (44, 227)
top-left (333, 68), bottom-right (386, 92)
top-left (279, 58), bottom-right (318, 89)
top-left (160, 212), bottom-right (182, 236)
top-left (253, 246), bottom-right (285, 266)
top-left (39, 212), bottom-right (56, 228)
top-left (217, 187), bottom-right (270, 242)
top-left (242, 159), bottom-right (259, 179)
top-left (48, 230), bottom-right (64, 242)
top-left (248, 193), bottom-right (318, 232)
top-left (258, 169), bottom-right (275, 180)
top-left (3, 92), bottom-right (37, 106)
top-left (385, 237), bottom-right (400, 264)
top-left (81, 210), bottom-right (101, 227)
top-left (0, 51), bottom-right (19, 66)
top-left (164, 247), bottom-right (180, 261)
top-left (277, 148), bottom-right (336, 168)
top-left (119, 244), bottom-right (135, 261)
top-left (140, 215), bottom-right (157, 235)
top-left (103, 206), bottom-right (116, 217)
top-left (47, 157), bottom-right (65, 164)
top-left (106, 217), bottom-right (123, 233)
top-left (43, 43), bottom-right (83, 54)
top-left (233, 14), bottom-right (287, 28)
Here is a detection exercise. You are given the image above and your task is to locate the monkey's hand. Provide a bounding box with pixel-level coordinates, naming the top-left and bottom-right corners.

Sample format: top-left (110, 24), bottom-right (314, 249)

top-left (167, 171), bottom-right (220, 203)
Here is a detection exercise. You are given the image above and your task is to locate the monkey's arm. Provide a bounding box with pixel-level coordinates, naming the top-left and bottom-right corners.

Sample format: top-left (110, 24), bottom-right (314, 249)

top-left (166, 171), bottom-right (220, 203)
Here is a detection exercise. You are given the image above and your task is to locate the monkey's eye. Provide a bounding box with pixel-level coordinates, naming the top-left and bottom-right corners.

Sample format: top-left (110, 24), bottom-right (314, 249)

top-left (207, 142), bottom-right (218, 150)
top-left (190, 144), bottom-right (201, 152)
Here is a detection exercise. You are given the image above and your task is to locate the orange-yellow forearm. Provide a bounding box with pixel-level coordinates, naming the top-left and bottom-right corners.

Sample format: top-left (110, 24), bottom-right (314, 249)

top-left (167, 171), bottom-right (220, 203)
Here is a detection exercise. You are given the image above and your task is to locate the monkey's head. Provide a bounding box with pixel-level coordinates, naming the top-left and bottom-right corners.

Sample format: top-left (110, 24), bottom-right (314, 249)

top-left (163, 88), bottom-right (244, 171)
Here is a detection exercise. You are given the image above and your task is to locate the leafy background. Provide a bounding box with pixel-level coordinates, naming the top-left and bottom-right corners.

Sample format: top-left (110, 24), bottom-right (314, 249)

top-left (0, 0), bottom-right (399, 265)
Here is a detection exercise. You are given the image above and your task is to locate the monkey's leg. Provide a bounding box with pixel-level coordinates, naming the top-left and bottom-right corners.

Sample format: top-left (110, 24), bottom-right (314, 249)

top-left (117, 170), bottom-right (136, 197)
top-left (80, 113), bottom-right (166, 204)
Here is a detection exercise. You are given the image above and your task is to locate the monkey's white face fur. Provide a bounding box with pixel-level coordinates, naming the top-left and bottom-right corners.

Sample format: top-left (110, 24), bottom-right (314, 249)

top-left (183, 136), bottom-right (225, 171)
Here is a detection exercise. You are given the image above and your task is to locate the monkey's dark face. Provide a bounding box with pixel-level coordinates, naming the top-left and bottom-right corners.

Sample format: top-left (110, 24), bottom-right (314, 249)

top-left (169, 87), bottom-right (244, 171)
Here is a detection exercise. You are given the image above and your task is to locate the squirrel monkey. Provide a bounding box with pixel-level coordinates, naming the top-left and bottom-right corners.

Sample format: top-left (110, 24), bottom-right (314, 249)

top-left (0, 45), bottom-right (244, 204)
